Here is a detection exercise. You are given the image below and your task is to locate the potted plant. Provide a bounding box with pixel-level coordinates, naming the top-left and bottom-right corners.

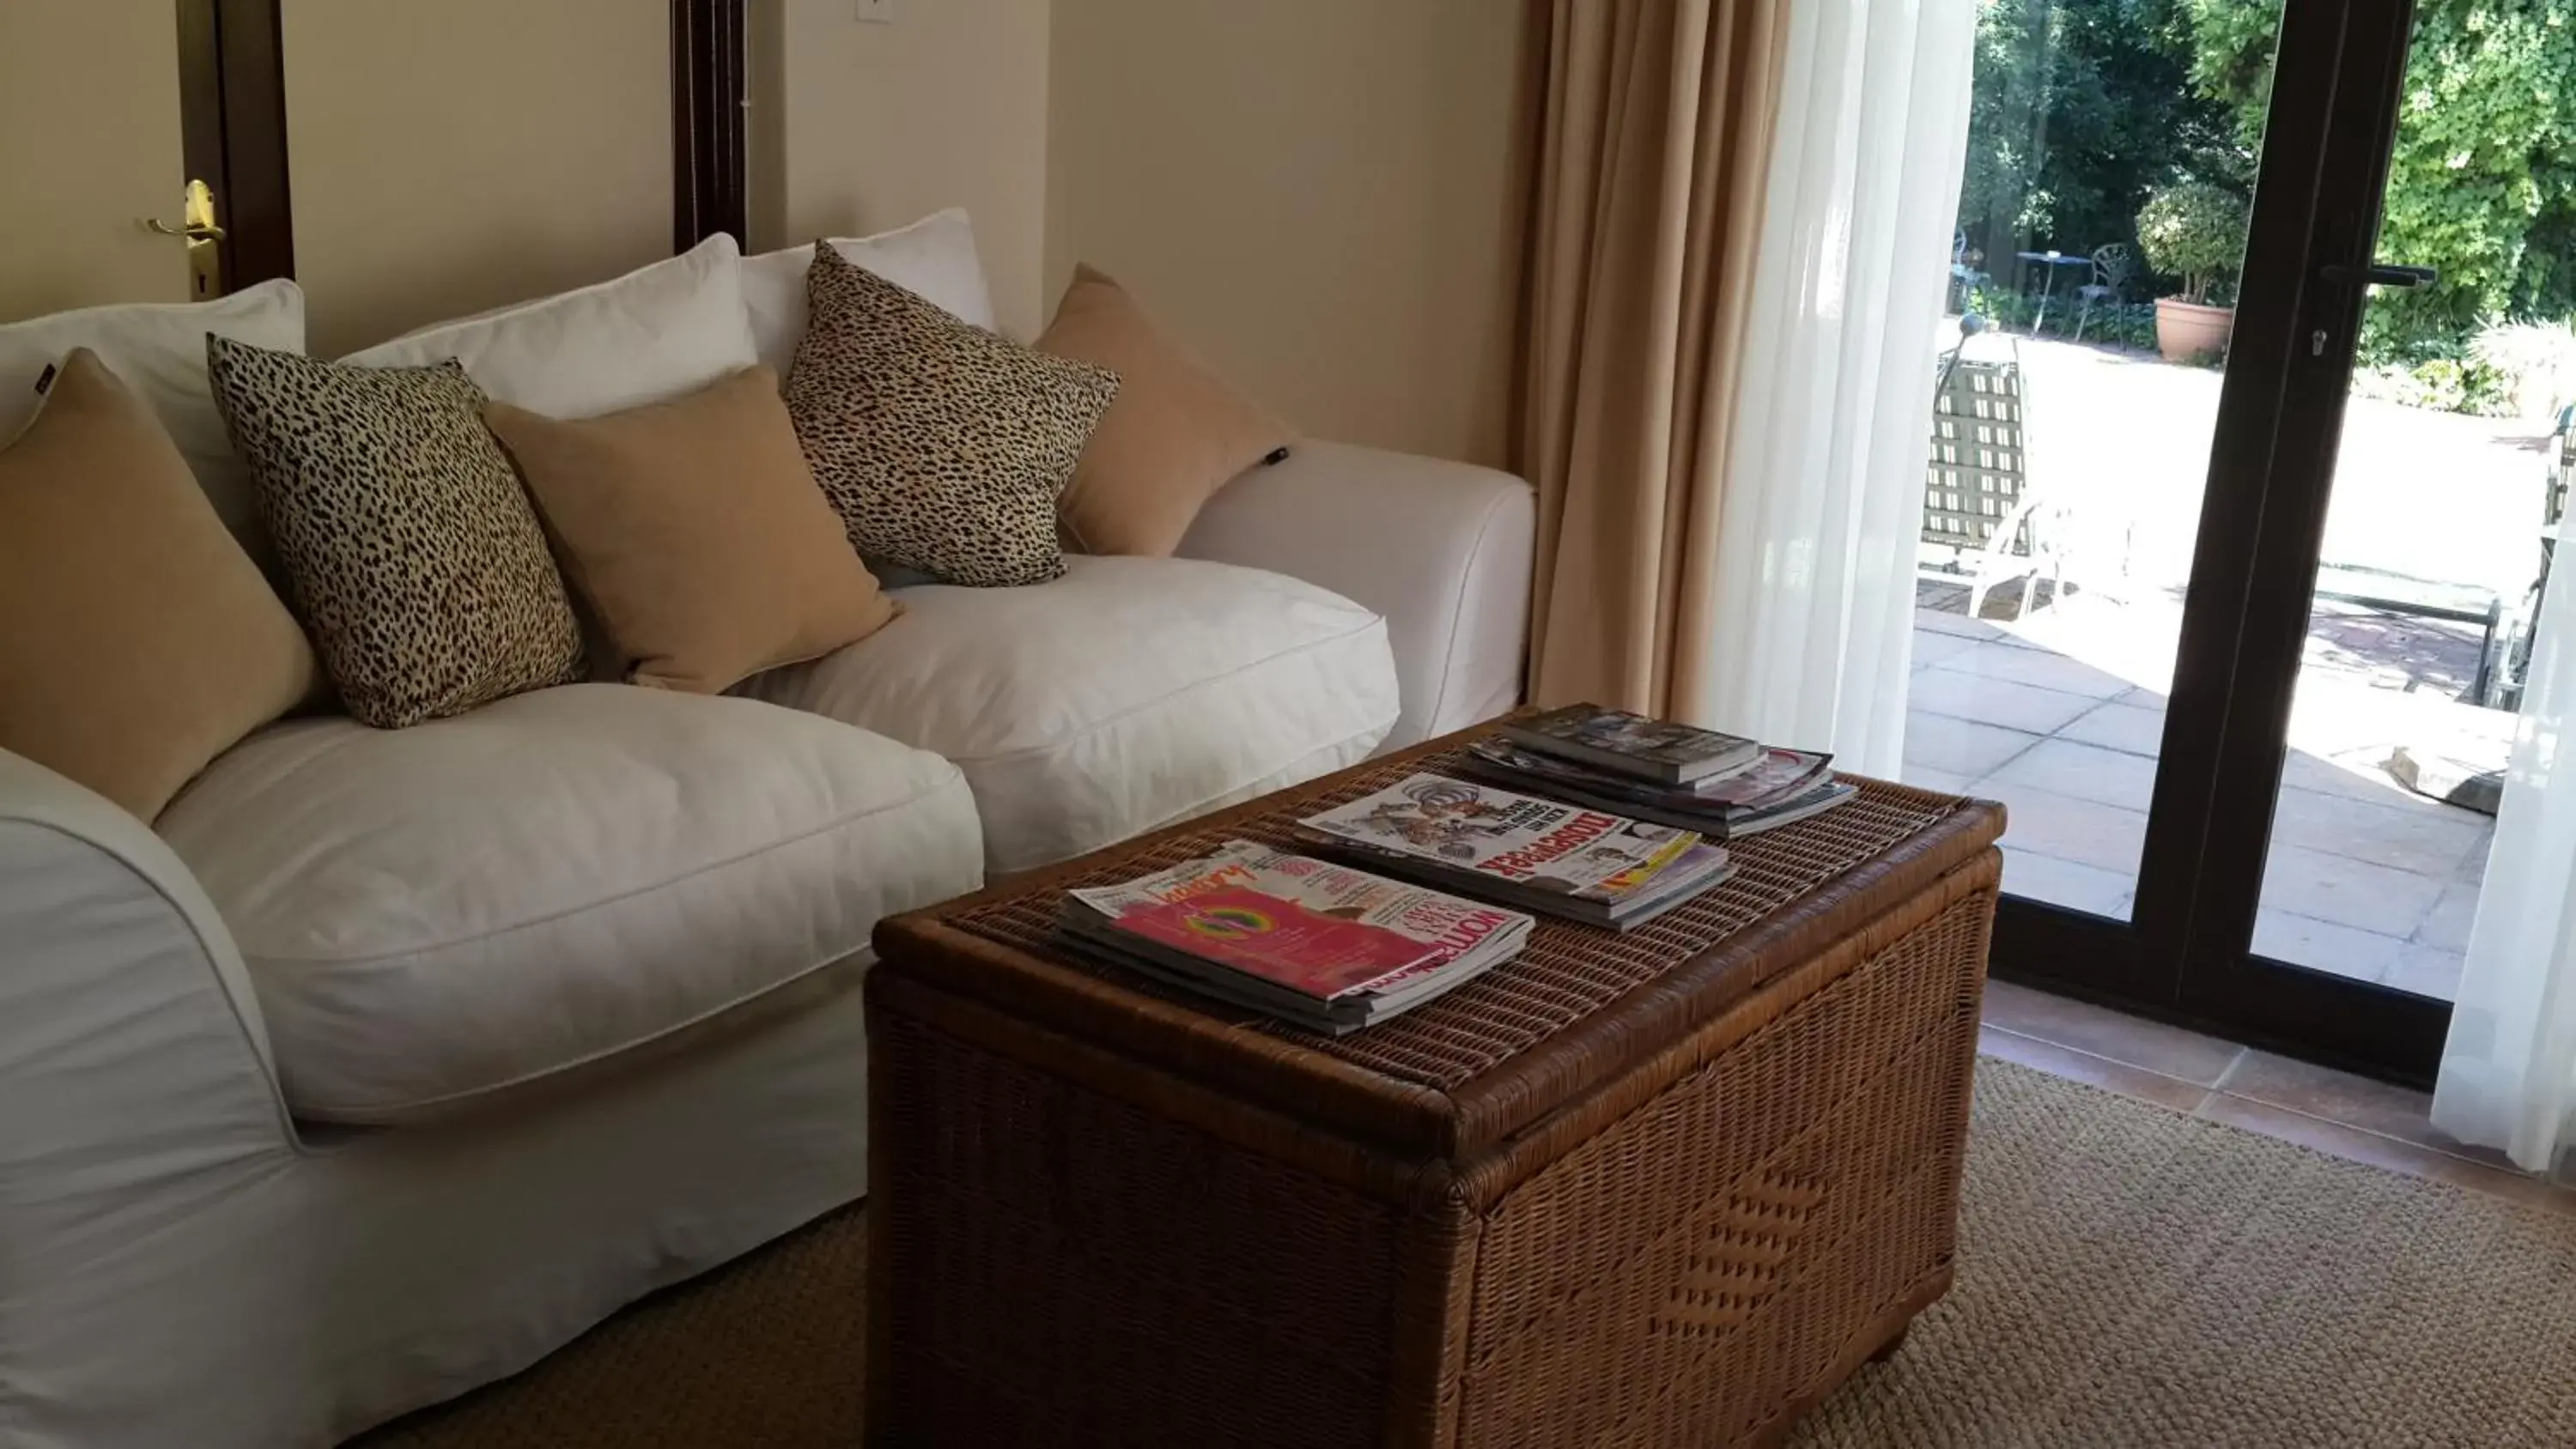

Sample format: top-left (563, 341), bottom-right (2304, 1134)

top-left (2137, 181), bottom-right (2249, 363)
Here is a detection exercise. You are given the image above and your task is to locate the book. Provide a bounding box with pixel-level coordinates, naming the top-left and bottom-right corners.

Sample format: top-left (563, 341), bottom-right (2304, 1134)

top-left (1502, 704), bottom-right (1763, 785)
top-left (1291, 773), bottom-right (1735, 928)
top-left (1058, 840), bottom-right (1533, 1034)
top-left (1459, 739), bottom-right (1850, 839)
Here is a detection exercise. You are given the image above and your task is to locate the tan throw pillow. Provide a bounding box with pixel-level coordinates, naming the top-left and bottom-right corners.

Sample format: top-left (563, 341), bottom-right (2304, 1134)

top-left (1036, 264), bottom-right (1294, 557)
top-left (785, 243), bottom-right (1119, 587)
top-left (485, 365), bottom-right (899, 694)
top-left (0, 350), bottom-right (318, 818)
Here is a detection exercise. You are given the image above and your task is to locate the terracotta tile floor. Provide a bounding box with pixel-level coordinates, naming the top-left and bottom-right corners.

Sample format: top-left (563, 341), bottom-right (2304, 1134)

top-left (1979, 978), bottom-right (2576, 1216)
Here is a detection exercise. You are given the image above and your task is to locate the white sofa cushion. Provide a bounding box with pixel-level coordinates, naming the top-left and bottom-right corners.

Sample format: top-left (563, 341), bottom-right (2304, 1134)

top-left (742, 209), bottom-right (998, 373)
top-left (0, 279), bottom-right (304, 555)
top-left (741, 555), bottom-right (1399, 876)
top-left (156, 684), bottom-right (982, 1124)
top-left (343, 234), bottom-right (756, 417)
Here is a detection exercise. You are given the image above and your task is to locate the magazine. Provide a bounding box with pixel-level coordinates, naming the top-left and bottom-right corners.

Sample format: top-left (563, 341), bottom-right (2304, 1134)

top-left (1058, 841), bottom-right (1533, 1033)
top-left (1503, 704), bottom-right (1763, 785)
top-left (1461, 740), bottom-right (1850, 838)
top-left (1291, 773), bottom-right (1735, 927)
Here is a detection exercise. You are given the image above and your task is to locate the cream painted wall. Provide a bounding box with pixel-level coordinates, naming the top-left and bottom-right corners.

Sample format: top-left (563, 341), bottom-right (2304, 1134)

top-left (0, 1), bottom-right (190, 319)
top-left (753, 0), bottom-right (1054, 342)
top-left (1046, 0), bottom-right (1534, 467)
top-left (282, 0), bottom-right (672, 357)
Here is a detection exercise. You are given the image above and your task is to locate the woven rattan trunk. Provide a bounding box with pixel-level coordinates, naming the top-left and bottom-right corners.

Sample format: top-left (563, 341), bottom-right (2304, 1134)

top-left (867, 725), bottom-right (2003, 1447)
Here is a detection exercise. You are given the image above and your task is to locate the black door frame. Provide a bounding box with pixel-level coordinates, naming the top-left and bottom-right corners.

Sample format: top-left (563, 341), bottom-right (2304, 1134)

top-left (1986, 0), bottom-right (2451, 1085)
top-left (173, 0), bottom-right (749, 294)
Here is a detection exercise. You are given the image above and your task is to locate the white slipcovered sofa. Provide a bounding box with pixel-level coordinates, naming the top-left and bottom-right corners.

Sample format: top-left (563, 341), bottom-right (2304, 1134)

top-left (0, 215), bottom-right (1534, 1448)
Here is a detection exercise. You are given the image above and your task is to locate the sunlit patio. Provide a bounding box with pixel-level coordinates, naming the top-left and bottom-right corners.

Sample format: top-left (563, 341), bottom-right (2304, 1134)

top-left (1899, 334), bottom-right (2557, 1003)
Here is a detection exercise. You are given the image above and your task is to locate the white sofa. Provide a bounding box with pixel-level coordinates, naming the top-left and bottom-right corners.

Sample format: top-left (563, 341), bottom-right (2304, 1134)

top-left (0, 218), bottom-right (1532, 1448)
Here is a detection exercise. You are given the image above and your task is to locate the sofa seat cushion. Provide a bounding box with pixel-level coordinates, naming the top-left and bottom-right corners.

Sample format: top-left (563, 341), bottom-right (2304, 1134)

top-left (740, 555), bottom-right (1399, 876)
top-left (155, 684), bottom-right (982, 1124)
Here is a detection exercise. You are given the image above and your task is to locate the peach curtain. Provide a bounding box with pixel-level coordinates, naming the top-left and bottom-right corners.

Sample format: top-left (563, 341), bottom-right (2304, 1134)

top-left (1518, 0), bottom-right (1787, 718)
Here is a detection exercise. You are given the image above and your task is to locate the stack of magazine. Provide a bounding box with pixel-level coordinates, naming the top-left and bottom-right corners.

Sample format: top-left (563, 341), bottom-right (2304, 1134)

top-left (1293, 773), bottom-right (1736, 930)
top-left (1457, 704), bottom-right (1856, 838)
top-left (1057, 840), bottom-right (1534, 1034)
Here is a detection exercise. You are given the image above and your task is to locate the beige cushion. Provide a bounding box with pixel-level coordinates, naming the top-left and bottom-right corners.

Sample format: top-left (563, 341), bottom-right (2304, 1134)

top-left (156, 685), bottom-right (986, 1123)
top-left (0, 350), bottom-right (316, 819)
top-left (1038, 265), bottom-right (1294, 558)
top-left (742, 555), bottom-right (1399, 876)
top-left (486, 366), bottom-right (899, 694)
top-left (786, 243), bottom-right (1119, 587)
top-left (0, 279), bottom-right (305, 571)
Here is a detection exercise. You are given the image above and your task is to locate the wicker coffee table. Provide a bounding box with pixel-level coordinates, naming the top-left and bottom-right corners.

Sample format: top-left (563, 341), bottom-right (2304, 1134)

top-left (866, 724), bottom-right (2003, 1447)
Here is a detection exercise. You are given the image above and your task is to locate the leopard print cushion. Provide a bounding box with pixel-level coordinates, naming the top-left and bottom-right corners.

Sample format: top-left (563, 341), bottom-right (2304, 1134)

top-left (206, 337), bottom-right (583, 728)
top-left (784, 244), bottom-right (1118, 587)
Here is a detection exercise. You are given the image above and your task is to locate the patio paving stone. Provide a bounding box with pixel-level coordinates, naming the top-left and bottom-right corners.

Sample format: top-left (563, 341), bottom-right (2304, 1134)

top-left (2266, 783), bottom-right (2490, 877)
top-left (2055, 700), bottom-right (2166, 757)
top-left (1925, 639), bottom-right (2136, 699)
top-left (1912, 607), bottom-right (2011, 641)
top-left (1903, 714), bottom-right (2044, 779)
top-left (2258, 842), bottom-right (2445, 940)
top-left (1966, 778), bottom-right (2148, 876)
top-left (1999, 846), bottom-right (2134, 919)
top-left (2455, 822), bottom-right (2497, 882)
top-left (1898, 765), bottom-right (1978, 794)
top-left (1908, 669), bottom-right (2100, 734)
top-left (1986, 738), bottom-right (2160, 813)
top-left (2386, 943), bottom-right (2469, 1000)
top-left (2412, 882), bottom-right (2480, 953)
top-left (2251, 908), bottom-right (2408, 984)
top-left (1908, 628), bottom-right (1984, 668)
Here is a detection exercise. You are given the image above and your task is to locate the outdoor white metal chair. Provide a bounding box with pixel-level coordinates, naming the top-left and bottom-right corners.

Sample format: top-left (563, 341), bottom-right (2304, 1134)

top-left (2071, 243), bottom-right (2136, 343)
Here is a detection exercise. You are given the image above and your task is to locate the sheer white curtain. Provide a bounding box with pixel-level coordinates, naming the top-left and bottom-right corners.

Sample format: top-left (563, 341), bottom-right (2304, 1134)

top-left (1692, 0), bottom-right (1978, 777)
top-left (2434, 557), bottom-right (2576, 1179)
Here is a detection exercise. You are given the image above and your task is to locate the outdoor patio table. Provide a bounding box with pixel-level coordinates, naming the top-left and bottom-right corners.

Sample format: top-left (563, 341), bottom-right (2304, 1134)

top-left (2014, 251), bottom-right (2093, 336)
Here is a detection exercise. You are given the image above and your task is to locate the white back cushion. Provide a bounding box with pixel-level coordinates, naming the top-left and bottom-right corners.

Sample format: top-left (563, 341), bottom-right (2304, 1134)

top-left (741, 209), bottom-right (997, 375)
top-left (0, 280), bottom-right (305, 551)
top-left (343, 233), bottom-right (756, 417)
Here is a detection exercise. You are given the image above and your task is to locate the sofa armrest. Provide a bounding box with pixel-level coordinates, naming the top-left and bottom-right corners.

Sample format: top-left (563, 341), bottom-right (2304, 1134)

top-left (0, 749), bottom-right (296, 1250)
top-left (1177, 440), bottom-right (1535, 751)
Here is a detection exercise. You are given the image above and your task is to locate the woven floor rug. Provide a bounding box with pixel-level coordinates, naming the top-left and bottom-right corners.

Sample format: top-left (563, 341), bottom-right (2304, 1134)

top-left (360, 1058), bottom-right (2576, 1448)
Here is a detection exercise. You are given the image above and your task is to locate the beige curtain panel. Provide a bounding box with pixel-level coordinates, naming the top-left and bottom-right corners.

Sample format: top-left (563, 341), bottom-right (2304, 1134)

top-left (1518, 0), bottom-right (1787, 716)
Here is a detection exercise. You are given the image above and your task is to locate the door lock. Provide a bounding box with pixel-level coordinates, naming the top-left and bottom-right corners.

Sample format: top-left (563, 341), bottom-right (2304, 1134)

top-left (143, 179), bottom-right (225, 297)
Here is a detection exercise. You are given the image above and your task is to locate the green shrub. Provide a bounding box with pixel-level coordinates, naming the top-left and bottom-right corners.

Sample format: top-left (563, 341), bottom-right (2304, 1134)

top-left (2184, 0), bottom-right (2576, 364)
top-left (2136, 182), bottom-right (2248, 304)
top-left (2470, 317), bottom-right (2576, 421)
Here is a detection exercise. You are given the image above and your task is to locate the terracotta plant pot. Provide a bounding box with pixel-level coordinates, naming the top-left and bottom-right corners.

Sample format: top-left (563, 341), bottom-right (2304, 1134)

top-left (2154, 297), bottom-right (2236, 363)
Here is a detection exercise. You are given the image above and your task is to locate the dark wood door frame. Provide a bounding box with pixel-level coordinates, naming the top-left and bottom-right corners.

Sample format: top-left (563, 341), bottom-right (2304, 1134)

top-left (671, 0), bottom-right (750, 251)
top-left (175, 0), bottom-right (295, 290)
top-left (173, 0), bottom-right (749, 295)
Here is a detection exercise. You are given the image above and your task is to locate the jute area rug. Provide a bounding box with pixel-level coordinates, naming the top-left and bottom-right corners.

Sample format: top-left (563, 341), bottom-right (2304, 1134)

top-left (360, 1058), bottom-right (2576, 1448)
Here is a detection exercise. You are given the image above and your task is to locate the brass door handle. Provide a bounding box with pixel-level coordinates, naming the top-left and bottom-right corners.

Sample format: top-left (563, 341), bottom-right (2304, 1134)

top-left (143, 217), bottom-right (227, 241)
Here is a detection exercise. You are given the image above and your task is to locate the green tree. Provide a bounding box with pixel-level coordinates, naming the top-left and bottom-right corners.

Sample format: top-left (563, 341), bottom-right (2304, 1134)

top-left (2184, 0), bottom-right (2576, 361)
top-left (1957, 0), bottom-right (2243, 275)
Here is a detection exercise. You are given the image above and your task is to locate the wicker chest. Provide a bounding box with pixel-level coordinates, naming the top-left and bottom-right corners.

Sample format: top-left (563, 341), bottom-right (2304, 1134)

top-left (866, 725), bottom-right (2003, 1447)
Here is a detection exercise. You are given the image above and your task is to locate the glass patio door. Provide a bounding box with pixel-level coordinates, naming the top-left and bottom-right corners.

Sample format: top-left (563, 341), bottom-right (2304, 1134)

top-left (1903, 0), bottom-right (2486, 1080)
top-left (2166, 0), bottom-right (2562, 1080)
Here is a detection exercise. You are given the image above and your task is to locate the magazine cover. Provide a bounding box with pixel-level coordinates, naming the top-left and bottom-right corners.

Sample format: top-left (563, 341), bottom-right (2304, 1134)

top-left (1106, 888), bottom-right (1443, 1000)
top-left (1068, 840), bottom-right (1528, 965)
top-left (1297, 773), bottom-right (1699, 900)
top-left (1468, 740), bottom-right (1832, 810)
top-left (1506, 704), bottom-right (1759, 778)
